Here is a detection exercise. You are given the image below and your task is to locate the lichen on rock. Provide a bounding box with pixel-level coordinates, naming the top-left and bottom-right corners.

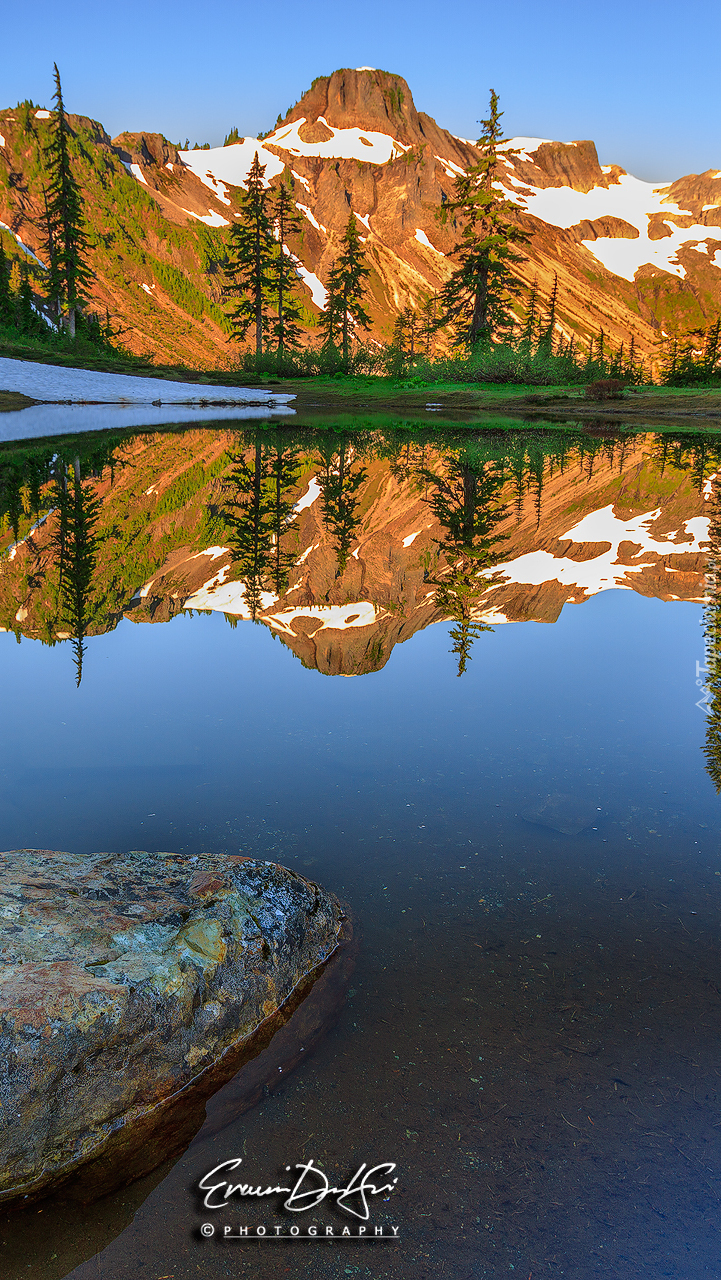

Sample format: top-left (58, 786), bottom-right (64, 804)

top-left (0, 848), bottom-right (346, 1208)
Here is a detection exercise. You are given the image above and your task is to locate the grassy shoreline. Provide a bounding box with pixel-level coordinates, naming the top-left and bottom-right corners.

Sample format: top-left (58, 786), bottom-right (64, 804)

top-left (2, 344), bottom-right (721, 425)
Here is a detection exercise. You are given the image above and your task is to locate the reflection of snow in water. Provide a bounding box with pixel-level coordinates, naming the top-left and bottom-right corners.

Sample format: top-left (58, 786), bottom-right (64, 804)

top-left (266, 602), bottom-right (380, 634)
top-left (488, 505), bottom-right (710, 599)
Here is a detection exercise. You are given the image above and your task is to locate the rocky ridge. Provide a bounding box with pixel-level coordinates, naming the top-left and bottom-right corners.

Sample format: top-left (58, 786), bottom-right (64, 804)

top-left (0, 69), bottom-right (720, 366)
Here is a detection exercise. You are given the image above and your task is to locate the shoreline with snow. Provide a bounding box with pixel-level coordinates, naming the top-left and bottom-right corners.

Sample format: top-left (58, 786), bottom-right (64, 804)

top-left (0, 357), bottom-right (295, 407)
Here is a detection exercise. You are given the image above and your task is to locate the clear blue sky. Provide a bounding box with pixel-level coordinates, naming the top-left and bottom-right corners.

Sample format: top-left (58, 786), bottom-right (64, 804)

top-left (1, 0), bottom-right (719, 182)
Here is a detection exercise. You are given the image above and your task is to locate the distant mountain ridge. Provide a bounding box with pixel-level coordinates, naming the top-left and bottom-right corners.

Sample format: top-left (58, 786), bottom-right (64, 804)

top-left (0, 68), bottom-right (719, 367)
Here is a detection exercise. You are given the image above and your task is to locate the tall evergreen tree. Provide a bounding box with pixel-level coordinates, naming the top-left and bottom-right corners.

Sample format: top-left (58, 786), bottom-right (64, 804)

top-left (436, 90), bottom-right (528, 349)
top-left (420, 292), bottom-right (439, 356)
top-left (319, 215), bottom-right (371, 373)
top-left (520, 275), bottom-right (539, 351)
top-left (537, 273), bottom-right (558, 355)
top-left (44, 65), bottom-right (91, 337)
top-left (225, 153), bottom-right (275, 355)
top-left (270, 183), bottom-right (304, 358)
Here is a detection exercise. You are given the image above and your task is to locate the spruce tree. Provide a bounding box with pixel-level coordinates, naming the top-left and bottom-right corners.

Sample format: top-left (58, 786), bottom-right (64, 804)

top-left (436, 90), bottom-right (528, 349)
top-left (0, 240), bottom-right (13, 325)
top-left (319, 215), bottom-right (371, 373)
top-left (538, 273), bottom-right (558, 355)
top-left (270, 183), bottom-right (304, 359)
top-left (519, 275), bottom-right (539, 351)
top-left (224, 152), bottom-right (275, 356)
top-left (44, 65), bottom-right (91, 337)
top-left (420, 292), bottom-right (439, 356)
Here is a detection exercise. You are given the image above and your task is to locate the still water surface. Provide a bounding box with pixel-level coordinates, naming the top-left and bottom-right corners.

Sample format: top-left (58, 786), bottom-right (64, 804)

top-left (2, 423), bottom-right (721, 1279)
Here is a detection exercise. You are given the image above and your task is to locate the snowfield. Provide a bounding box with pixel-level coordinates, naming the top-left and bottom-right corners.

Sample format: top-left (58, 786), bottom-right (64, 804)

top-left (514, 168), bottom-right (720, 282)
top-left (179, 139), bottom-right (285, 194)
top-left (264, 117), bottom-right (409, 165)
top-left (0, 357), bottom-right (294, 406)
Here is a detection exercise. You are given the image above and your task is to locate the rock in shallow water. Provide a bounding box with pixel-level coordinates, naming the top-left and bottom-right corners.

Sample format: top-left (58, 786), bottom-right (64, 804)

top-left (0, 849), bottom-right (347, 1208)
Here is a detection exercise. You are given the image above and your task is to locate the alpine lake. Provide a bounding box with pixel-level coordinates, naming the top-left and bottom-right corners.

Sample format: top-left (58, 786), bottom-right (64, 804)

top-left (2, 408), bottom-right (721, 1280)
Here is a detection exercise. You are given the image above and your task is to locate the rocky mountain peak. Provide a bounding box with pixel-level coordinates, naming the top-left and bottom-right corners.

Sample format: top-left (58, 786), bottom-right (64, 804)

top-left (112, 131), bottom-right (182, 170)
top-left (282, 68), bottom-right (424, 147)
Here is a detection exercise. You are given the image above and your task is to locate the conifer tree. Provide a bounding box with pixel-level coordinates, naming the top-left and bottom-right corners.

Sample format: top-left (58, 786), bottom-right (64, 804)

top-left (420, 292), bottom-right (439, 356)
top-left (538, 273), bottom-right (558, 355)
top-left (225, 153), bottom-right (275, 356)
top-left (270, 183), bottom-right (304, 358)
top-left (436, 90), bottom-right (528, 349)
top-left (0, 240), bottom-right (13, 325)
top-left (319, 215), bottom-right (371, 373)
top-left (44, 65), bottom-right (91, 337)
top-left (520, 275), bottom-right (539, 351)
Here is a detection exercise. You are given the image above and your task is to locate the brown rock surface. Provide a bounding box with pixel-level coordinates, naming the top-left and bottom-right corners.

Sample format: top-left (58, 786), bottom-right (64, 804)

top-left (0, 849), bottom-right (346, 1207)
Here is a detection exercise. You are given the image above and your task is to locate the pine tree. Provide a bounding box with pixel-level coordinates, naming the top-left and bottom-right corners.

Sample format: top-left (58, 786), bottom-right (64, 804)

top-left (703, 318), bottom-right (721, 378)
top-left (436, 90), bottom-right (528, 349)
top-left (224, 152), bottom-right (275, 356)
top-left (538, 274), bottom-right (558, 355)
top-left (420, 292), bottom-right (439, 356)
top-left (270, 183), bottom-right (304, 359)
top-left (44, 65), bottom-right (91, 337)
top-left (0, 240), bottom-right (13, 325)
top-left (520, 275), bottom-right (539, 351)
top-left (320, 215), bottom-right (371, 373)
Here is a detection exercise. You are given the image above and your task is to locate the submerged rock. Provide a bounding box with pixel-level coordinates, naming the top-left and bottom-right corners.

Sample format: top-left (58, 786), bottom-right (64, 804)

top-left (521, 793), bottom-right (600, 836)
top-left (0, 849), bottom-right (347, 1208)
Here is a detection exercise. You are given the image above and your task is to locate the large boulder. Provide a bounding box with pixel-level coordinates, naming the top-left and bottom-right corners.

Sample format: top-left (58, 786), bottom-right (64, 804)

top-left (0, 849), bottom-right (347, 1208)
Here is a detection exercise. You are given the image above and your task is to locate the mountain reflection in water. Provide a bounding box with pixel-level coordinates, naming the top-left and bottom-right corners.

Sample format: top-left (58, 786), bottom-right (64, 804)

top-left (3, 423), bottom-right (721, 1280)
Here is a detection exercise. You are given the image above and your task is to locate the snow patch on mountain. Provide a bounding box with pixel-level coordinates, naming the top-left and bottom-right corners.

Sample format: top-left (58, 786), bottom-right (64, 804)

top-left (514, 171), bottom-right (720, 282)
top-left (130, 162), bottom-right (148, 186)
top-left (179, 140), bottom-right (285, 194)
top-left (296, 203), bottom-right (326, 233)
top-left (183, 208), bottom-right (230, 227)
top-left (265, 117), bottom-right (409, 165)
top-left (414, 228), bottom-right (444, 255)
top-left (0, 221), bottom-right (47, 269)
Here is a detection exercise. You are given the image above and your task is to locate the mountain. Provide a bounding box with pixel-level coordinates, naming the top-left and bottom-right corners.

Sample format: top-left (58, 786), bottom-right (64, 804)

top-left (0, 427), bottom-right (712, 678)
top-left (1, 68), bottom-right (720, 367)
